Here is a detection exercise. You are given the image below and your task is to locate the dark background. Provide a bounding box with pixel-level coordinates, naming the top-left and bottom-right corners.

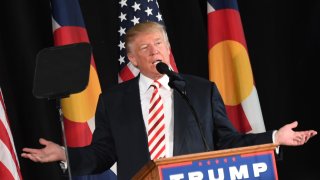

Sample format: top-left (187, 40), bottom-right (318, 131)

top-left (1, 0), bottom-right (319, 179)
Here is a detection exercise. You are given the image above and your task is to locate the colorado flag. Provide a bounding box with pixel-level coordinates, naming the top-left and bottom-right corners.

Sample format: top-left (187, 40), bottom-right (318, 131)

top-left (207, 0), bottom-right (265, 133)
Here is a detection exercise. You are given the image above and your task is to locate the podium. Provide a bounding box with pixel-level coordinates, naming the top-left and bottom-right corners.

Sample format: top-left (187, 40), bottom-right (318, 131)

top-left (133, 143), bottom-right (278, 180)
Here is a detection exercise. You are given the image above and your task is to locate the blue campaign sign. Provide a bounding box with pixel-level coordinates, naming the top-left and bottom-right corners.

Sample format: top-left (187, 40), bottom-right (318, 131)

top-left (159, 151), bottom-right (277, 180)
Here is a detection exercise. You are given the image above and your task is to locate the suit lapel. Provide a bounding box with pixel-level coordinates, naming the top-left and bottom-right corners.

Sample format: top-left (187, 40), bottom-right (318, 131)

top-left (122, 77), bottom-right (150, 160)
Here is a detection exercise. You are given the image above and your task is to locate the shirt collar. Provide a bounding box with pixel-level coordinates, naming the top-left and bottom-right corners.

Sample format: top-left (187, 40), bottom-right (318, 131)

top-left (139, 73), bottom-right (171, 94)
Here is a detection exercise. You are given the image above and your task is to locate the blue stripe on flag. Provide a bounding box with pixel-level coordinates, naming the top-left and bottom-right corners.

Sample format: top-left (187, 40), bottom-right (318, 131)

top-left (51, 0), bottom-right (85, 27)
top-left (208, 0), bottom-right (239, 11)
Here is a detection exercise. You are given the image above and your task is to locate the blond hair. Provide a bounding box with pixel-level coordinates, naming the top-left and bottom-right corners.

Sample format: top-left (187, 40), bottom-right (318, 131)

top-left (125, 21), bottom-right (170, 53)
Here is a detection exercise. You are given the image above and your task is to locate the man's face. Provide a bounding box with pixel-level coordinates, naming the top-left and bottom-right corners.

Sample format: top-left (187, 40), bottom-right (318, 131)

top-left (127, 31), bottom-right (171, 80)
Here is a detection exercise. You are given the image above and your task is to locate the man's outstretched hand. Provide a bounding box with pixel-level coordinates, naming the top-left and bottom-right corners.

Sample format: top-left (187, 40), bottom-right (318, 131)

top-left (21, 138), bottom-right (66, 163)
top-left (274, 121), bottom-right (317, 146)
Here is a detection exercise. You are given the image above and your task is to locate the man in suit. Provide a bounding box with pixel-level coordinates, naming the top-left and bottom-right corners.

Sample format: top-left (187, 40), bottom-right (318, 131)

top-left (22, 22), bottom-right (317, 179)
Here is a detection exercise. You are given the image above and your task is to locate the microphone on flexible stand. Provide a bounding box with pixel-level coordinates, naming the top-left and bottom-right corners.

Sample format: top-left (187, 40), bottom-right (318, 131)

top-left (155, 61), bottom-right (184, 81)
top-left (156, 61), bottom-right (210, 152)
top-left (156, 61), bottom-right (186, 95)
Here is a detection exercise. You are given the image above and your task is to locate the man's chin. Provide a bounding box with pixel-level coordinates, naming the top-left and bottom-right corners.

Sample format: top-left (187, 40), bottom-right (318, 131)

top-left (151, 73), bottom-right (164, 80)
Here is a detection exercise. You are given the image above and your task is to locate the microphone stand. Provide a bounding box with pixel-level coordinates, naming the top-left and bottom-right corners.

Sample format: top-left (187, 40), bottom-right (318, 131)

top-left (169, 80), bottom-right (210, 152)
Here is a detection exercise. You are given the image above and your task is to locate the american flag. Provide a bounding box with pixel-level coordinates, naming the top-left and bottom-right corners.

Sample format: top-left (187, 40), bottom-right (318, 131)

top-left (118, 0), bottom-right (178, 82)
top-left (0, 88), bottom-right (23, 180)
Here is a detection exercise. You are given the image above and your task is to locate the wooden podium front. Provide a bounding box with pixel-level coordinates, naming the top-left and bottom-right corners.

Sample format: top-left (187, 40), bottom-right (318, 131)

top-left (132, 143), bottom-right (278, 180)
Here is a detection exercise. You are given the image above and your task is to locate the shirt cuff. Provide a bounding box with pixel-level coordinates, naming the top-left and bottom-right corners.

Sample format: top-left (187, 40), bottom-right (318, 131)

top-left (272, 130), bottom-right (280, 154)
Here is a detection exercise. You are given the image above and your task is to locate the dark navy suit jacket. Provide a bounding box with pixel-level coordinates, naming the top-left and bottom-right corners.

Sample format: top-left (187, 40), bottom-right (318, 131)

top-left (68, 74), bottom-right (273, 180)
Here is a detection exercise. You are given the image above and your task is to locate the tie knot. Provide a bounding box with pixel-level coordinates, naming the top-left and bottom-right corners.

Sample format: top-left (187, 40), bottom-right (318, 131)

top-left (151, 80), bottom-right (161, 89)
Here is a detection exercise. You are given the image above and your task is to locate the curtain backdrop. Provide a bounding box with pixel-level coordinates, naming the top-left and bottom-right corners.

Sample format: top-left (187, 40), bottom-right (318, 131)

top-left (1, 0), bottom-right (319, 179)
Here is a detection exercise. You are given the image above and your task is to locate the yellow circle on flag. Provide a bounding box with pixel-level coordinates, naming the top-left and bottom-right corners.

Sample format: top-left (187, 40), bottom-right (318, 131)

top-left (209, 40), bottom-right (253, 106)
top-left (61, 65), bottom-right (101, 122)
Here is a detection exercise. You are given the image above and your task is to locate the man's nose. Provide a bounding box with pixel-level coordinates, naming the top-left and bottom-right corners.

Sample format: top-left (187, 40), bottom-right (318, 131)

top-left (150, 45), bottom-right (159, 55)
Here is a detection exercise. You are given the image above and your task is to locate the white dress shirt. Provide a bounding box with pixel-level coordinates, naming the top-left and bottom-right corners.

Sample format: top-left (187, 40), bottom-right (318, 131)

top-left (139, 74), bottom-right (174, 158)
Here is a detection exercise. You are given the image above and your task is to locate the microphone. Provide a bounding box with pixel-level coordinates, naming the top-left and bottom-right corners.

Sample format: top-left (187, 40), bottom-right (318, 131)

top-left (156, 61), bottom-right (184, 81)
top-left (156, 61), bottom-right (186, 95)
top-left (156, 61), bottom-right (210, 152)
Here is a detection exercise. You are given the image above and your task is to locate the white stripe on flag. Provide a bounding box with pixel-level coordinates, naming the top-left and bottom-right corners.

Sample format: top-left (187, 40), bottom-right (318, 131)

top-left (127, 62), bottom-right (140, 77)
top-left (118, 62), bottom-right (140, 83)
top-left (207, 2), bottom-right (215, 13)
top-left (0, 98), bottom-right (19, 164)
top-left (87, 116), bottom-right (95, 134)
top-left (110, 163), bottom-right (117, 175)
top-left (51, 17), bottom-right (61, 32)
top-left (0, 140), bottom-right (21, 180)
top-left (0, 92), bottom-right (21, 180)
top-left (241, 86), bottom-right (266, 133)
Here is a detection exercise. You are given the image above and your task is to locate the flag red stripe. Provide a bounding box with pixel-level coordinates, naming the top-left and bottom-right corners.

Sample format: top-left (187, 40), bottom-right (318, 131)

top-left (53, 26), bottom-right (89, 45)
top-left (0, 162), bottom-right (15, 180)
top-left (0, 95), bottom-right (22, 179)
top-left (0, 120), bottom-right (12, 149)
top-left (169, 52), bottom-right (178, 72)
top-left (208, 9), bottom-right (247, 50)
top-left (0, 120), bottom-right (19, 167)
top-left (119, 66), bottom-right (135, 82)
top-left (63, 118), bottom-right (92, 147)
top-left (0, 121), bottom-right (22, 179)
top-left (225, 104), bottom-right (252, 133)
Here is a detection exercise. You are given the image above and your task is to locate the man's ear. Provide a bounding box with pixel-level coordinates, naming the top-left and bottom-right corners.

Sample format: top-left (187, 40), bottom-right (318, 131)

top-left (127, 53), bottom-right (138, 67)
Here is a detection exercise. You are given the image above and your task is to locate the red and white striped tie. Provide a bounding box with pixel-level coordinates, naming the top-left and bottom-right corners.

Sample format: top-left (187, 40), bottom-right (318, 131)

top-left (147, 80), bottom-right (166, 160)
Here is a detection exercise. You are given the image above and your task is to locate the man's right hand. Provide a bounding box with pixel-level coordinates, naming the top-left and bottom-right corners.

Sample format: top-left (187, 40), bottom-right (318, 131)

top-left (21, 138), bottom-right (66, 163)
